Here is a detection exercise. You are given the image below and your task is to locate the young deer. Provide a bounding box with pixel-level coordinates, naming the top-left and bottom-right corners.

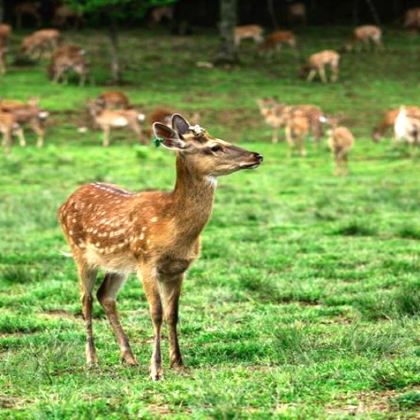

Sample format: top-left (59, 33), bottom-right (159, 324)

top-left (285, 109), bottom-right (310, 156)
top-left (324, 117), bottom-right (355, 175)
top-left (0, 112), bottom-right (25, 152)
top-left (88, 101), bottom-right (146, 147)
top-left (0, 98), bottom-right (49, 147)
top-left (394, 107), bottom-right (420, 145)
top-left (58, 114), bottom-right (263, 379)
top-left (14, 1), bottom-right (42, 29)
top-left (259, 30), bottom-right (297, 56)
top-left (95, 91), bottom-right (130, 110)
top-left (234, 25), bottom-right (264, 47)
top-left (345, 25), bottom-right (383, 52)
top-left (403, 8), bottom-right (420, 31)
top-left (301, 50), bottom-right (340, 83)
top-left (21, 29), bottom-right (61, 59)
top-left (48, 45), bottom-right (88, 86)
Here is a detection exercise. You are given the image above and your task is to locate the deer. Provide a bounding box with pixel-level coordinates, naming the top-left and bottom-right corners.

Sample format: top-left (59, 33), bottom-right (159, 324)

top-left (0, 44), bottom-right (7, 75)
top-left (95, 91), bottom-right (130, 110)
top-left (394, 107), bottom-right (420, 146)
top-left (14, 1), bottom-right (42, 29)
top-left (0, 98), bottom-right (49, 147)
top-left (403, 8), bottom-right (420, 31)
top-left (285, 109), bottom-right (310, 156)
top-left (234, 25), bottom-right (264, 47)
top-left (257, 97), bottom-right (324, 144)
top-left (48, 45), bottom-right (89, 86)
top-left (322, 116), bottom-right (355, 175)
top-left (372, 107), bottom-right (420, 142)
top-left (21, 29), bottom-right (61, 60)
top-left (58, 114), bottom-right (263, 380)
top-left (288, 2), bottom-right (306, 25)
top-left (0, 111), bottom-right (25, 152)
top-left (52, 4), bottom-right (84, 28)
top-left (259, 30), bottom-right (297, 56)
top-left (88, 101), bottom-right (146, 147)
top-left (344, 25), bottom-right (383, 52)
top-left (149, 6), bottom-right (174, 26)
top-left (301, 50), bottom-right (340, 83)
top-left (0, 24), bottom-right (12, 45)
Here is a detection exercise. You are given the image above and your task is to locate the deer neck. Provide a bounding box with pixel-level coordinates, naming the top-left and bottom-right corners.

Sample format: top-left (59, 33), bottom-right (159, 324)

top-left (171, 154), bottom-right (216, 239)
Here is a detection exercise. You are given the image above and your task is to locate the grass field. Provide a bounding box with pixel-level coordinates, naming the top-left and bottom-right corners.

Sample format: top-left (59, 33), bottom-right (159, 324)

top-left (0, 27), bottom-right (419, 418)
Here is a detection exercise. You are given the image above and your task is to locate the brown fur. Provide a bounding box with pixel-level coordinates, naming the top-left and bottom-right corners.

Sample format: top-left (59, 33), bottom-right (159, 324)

top-left (0, 111), bottom-right (25, 152)
top-left (21, 29), bottom-right (61, 59)
top-left (0, 44), bottom-right (7, 75)
top-left (327, 123), bottom-right (354, 175)
top-left (345, 25), bottom-right (383, 52)
top-left (259, 30), bottom-right (297, 55)
top-left (53, 4), bottom-right (83, 28)
top-left (150, 6), bottom-right (174, 25)
top-left (58, 114), bottom-right (263, 379)
top-left (0, 98), bottom-right (49, 147)
top-left (0, 24), bottom-right (12, 45)
top-left (285, 110), bottom-right (310, 156)
top-left (14, 1), bottom-right (42, 28)
top-left (288, 2), bottom-right (306, 25)
top-left (234, 25), bottom-right (264, 47)
top-left (302, 50), bottom-right (340, 83)
top-left (403, 8), bottom-right (420, 30)
top-left (95, 91), bottom-right (130, 110)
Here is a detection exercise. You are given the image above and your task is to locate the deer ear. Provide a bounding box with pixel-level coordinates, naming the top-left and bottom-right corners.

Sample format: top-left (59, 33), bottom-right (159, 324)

top-left (171, 113), bottom-right (191, 136)
top-left (152, 122), bottom-right (186, 150)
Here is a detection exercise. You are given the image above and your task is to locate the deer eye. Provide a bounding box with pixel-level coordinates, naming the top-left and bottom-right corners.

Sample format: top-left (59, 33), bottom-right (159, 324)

top-left (210, 145), bottom-right (222, 153)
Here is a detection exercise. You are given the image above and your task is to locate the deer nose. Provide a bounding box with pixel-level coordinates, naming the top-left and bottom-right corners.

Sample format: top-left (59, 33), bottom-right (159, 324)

top-left (254, 153), bottom-right (263, 162)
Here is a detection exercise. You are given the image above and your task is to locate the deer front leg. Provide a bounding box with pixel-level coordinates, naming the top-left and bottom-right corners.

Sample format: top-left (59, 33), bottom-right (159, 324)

top-left (307, 69), bottom-right (317, 82)
top-left (97, 272), bottom-right (137, 365)
top-left (102, 126), bottom-right (110, 147)
top-left (140, 266), bottom-right (163, 380)
top-left (15, 128), bottom-right (26, 147)
top-left (331, 65), bottom-right (339, 83)
top-left (159, 275), bottom-right (184, 369)
top-left (319, 66), bottom-right (327, 83)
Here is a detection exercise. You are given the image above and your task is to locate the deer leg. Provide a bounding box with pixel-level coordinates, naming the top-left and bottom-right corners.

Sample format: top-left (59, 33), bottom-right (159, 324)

top-left (97, 272), bottom-right (137, 365)
top-left (30, 121), bottom-right (44, 147)
top-left (78, 264), bottom-right (98, 366)
top-left (159, 275), bottom-right (184, 368)
top-left (272, 128), bottom-right (279, 144)
top-left (319, 66), bottom-right (327, 83)
top-left (331, 65), bottom-right (339, 83)
top-left (2, 131), bottom-right (12, 153)
top-left (140, 266), bottom-right (163, 380)
top-left (102, 127), bottom-right (110, 147)
top-left (285, 126), bottom-right (294, 156)
top-left (307, 69), bottom-right (316, 82)
top-left (15, 128), bottom-right (26, 147)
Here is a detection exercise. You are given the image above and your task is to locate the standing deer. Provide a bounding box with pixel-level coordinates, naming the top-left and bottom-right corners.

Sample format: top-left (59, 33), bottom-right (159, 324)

top-left (345, 25), bottom-right (383, 52)
top-left (21, 29), bottom-right (61, 59)
top-left (95, 91), bottom-right (130, 110)
top-left (88, 101), bottom-right (146, 147)
top-left (285, 109), bottom-right (309, 156)
top-left (403, 8), bottom-right (420, 31)
top-left (0, 98), bottom-right (49, 147)
top-left (323, 117), bottom-right (355, 175)
top-left (234, 25), bottom-right (264, 47)
top-left (53, 4), bottom-right (84, 28)
top-left (0, 112), bottom-right (25, 152)
top-left (287, 2), bottom-right (306, 25)
top-left (149, 6), bottom-right (174, 26)
top-left (48, 45), bottom-right (89, 85)
top-left (14, 1), bottom-right (42, 28)
top-left (0, 24), bottom-right (12, 45)
top-left (259, 30), bottom-right (297, 56)
top-left (58, 114), bottom-right (263, 379)
top-left (301, 50), bottom-right (340, 83)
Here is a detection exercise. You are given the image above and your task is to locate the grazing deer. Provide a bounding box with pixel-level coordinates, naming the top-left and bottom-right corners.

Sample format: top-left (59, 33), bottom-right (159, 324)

top-left (0, 98), bottom-right (49, 147)
top-left (403, 8), bottom-right (420, 31)
top-left (394, 107), bottom-right (420, 146)
top-left (345, 25), bottom-right (383, 52)
top-left (14, 1), bottom-right (42, 29)
top-left (259, 30), bottom-right (297, 56)
top-left (0, 24), bottom-right (12, 45)
top-left (0, 112), bottom-right (25, 152)
top-left (58, 114), bottom-right (263, 379)
top-left (21, 29), bottom-right (61, 59)
top-left (323, 117), bottom-right (354, 175)
top-left (88, 101), bottom-right (146, 147)
top-left (234, 25), bottom-right (264, 47)
top-left (301, 50), bottom-right (340, 83)
top-left (53, 4), bottom-right (83, 28)
top-left (288, 2), bottom-right (306, 25)
top-left (257, 97), bottom-right (324, 144)
top-left (48, 45), bottom-right (88, 86)
top-left (95, 91), bottom-right (130, 110)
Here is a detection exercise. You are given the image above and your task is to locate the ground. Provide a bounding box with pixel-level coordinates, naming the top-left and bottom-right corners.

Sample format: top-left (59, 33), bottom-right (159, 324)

top-left (0, 27), bottom-right (419, 418)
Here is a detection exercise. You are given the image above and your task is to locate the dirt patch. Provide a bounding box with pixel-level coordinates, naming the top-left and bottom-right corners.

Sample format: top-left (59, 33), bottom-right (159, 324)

top-left (0, 395), bottom-right (30, 409)
top-left (41, 309), bottom-right (80, 320)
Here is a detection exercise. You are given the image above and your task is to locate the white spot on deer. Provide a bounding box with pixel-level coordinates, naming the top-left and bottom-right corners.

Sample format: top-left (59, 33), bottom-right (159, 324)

top-left (139, 233), bottom-right (144, 240)
top-left (142, 226), bottom-right (147, 231)
top-left (151, 217), bottom-right (158, 223)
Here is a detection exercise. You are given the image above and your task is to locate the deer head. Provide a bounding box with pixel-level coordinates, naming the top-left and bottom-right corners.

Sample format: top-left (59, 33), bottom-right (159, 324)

top-left (153, 114), bottom-right (263, 177)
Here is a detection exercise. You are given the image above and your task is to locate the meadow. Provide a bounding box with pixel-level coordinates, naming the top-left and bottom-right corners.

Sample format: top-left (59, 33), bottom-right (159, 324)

top-left (0, 27), bottom-right (419, 418)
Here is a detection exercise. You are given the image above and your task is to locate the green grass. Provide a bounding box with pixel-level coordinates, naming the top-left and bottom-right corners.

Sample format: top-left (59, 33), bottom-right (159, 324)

top-left (0, 27), bottom-right (419, 418)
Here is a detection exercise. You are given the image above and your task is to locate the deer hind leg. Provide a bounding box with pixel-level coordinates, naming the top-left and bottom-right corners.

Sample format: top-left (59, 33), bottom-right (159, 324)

top-left (31, 122), bottom-right (44, 147)
top-left (97, 272), bottom-right (137, 365)
top-left (129, 121), bottom-right (145, 144)
top-left (15, 127), bottom-right (26, 147)
top-left (102, 127), bottom-right (110, 147)
top-left (331, 64), bottom-right (339, 83)
top-left (307, 69), bottom-right (317, 82)
top-left (78, 264), bottom-right (98, 366)
top-left (139, 265), bottom-right (163, 380)
top-left (159, 275), bottom-right (184, 368)
top-left (319, 66), bottom-right (327, 83)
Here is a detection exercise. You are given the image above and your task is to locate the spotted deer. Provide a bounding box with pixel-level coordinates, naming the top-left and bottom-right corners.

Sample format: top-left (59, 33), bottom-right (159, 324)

top-left (21, 29), bottom-right (61, 59)
top-left (285, 109), bottom-right (310, 156)
top-left (301, 50), bottom-right (340, 83)
top-left (48, 45), bottom-right (88, 85)
top-left (345, 25), bottom-right (383, 52)
top-left (58, 114), bottom-right (263, 380)
top-left (403, 8), bottom-right (420, 31)
top-left (0, 112), bottom-right (25, 152)
top-left (14, 1), bottom-right (42, 28)
top-left (88, 101), bottom-right (146, 147)
top-left (0, 24), bottom-right (12, 45)
top-left (323, 117), bottom-right (355, 175)
top-left (0, 98), bottom-right (49, 147)
top-left (259, 30), bottom-right (297, 56)
top-left (394, 107), bottom-right (420, 145)
top-left (234, 25), bottom-right (264, 47)
top-left (95, 91), bottom-right (130, 110)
